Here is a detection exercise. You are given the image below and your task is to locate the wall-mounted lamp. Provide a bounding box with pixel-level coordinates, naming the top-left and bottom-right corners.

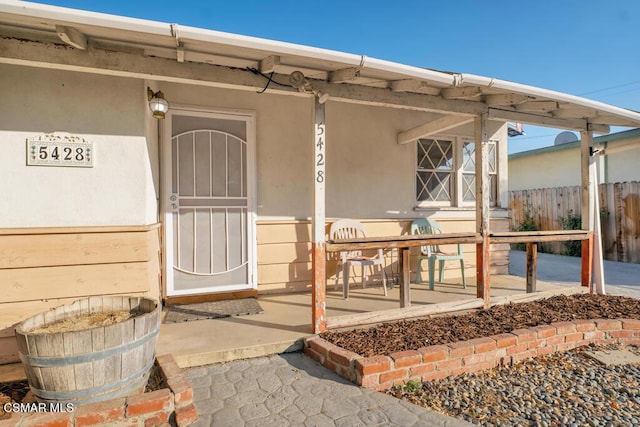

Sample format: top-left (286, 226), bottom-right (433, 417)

top-left (147, 87), bottom-right (170, 119)
top-left (289, 71), bottom-right (329, 104)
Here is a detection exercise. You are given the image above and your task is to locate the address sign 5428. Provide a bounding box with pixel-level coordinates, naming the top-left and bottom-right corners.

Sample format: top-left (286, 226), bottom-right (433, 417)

top-left (27, 132), bottom-right (93, 168)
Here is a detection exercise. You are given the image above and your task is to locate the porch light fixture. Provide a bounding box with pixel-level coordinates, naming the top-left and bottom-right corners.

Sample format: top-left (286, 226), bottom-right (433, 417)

top-left (289, 71), bottom-right (329, 104)
top-left (147, 87), bottom-right (170, 119)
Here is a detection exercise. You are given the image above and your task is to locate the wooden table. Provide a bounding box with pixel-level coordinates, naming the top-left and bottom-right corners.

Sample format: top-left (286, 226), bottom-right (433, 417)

top-left (326, 232), bottom-right (481, 307)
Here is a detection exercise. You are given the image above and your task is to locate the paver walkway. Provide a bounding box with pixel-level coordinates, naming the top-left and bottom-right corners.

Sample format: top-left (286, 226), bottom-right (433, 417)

top-left (185, 352), bottom-right (471, 426)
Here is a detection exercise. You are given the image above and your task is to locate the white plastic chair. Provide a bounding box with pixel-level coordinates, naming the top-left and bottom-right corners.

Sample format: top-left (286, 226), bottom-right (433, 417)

top-left (411, 218), bottom-right (466, 290)
top-left (330, 219), bottom-right (387, 299)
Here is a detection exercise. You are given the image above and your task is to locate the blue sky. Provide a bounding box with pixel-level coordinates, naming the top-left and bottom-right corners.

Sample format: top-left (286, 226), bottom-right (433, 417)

top-left (31, 0), bottom-right (640, 153)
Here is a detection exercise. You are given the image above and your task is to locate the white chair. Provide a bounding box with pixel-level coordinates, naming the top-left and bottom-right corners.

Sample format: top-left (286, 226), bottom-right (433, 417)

top-left (411, 218), bottom-right (466, 290)
top-left (330, 219), bottom-right (387, 299)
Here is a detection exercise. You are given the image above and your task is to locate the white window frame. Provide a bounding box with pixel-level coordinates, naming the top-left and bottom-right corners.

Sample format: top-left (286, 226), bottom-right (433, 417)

top-left (415, 135), bottom-right (498, 208)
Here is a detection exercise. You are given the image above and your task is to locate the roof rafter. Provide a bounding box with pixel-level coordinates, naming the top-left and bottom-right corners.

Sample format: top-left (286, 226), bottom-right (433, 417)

top-left (488, 108), bottom-right (610, 133)
top-left (441, 86), bottom-right (482, 99)
top-left (515, 101), bottom-right (559, 112)
top-left (390, 79), bottom-right (441, 96)
top-left (483, 93), bottom-right (529, 106)
top-left (397, 115), bottom-right (475, 145)
top-left (260, 55), bottom-right (280, 74)
top-left (55, 25), bottom-right (86, 50)
top-left (329, 67), bottom-right (360, 83)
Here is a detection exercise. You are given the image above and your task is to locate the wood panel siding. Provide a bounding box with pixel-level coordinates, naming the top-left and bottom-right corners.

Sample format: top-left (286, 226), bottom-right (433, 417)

top-left (0, 231), bottom-right (153, 269)
top-left (0, 224), bottom-right (161, 364)
top-left (256, 218), bottom-right (510, 294)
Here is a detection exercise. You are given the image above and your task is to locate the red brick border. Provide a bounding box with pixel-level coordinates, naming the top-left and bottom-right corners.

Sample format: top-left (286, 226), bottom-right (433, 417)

top-left (0, 354), bottom-right (196, 427)
top-left (304, 318), bottom-right (640, 391)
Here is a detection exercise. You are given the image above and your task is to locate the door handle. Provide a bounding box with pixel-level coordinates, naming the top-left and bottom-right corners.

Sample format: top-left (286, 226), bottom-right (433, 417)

top-left (170, 194), bottom-right (179, 212)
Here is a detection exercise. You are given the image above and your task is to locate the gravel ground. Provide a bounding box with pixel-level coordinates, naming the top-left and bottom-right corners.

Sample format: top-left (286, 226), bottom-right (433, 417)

top-left (389, 344), bottom-right (640, 427)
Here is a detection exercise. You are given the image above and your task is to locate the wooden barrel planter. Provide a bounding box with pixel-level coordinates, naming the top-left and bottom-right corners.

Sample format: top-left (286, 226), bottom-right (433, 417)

top-left (14, 296), bottom-right (160, 406)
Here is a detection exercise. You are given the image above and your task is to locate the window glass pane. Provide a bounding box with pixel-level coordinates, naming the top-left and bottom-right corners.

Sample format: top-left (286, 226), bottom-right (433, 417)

top-left (418, 139), bottom-right (453, 170)
top-left (463, 142), bottom-right (475, 172)
top-left (416, 171), bottom-right (452, 202)
top-left (490, 175), bottom-right (497, 205)
top-left (488, 142), bottom-right (497, 173)
top-left (462, 174), bottom-right (475, 202)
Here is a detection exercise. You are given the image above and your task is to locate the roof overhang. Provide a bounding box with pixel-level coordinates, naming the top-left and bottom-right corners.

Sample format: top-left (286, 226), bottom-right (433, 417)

top-left (1, 0), bottom-right (640, 132)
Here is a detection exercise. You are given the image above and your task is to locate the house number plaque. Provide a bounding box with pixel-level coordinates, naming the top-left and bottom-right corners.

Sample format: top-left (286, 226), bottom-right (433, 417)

top-left (27, 132), bottom-right (93, 167)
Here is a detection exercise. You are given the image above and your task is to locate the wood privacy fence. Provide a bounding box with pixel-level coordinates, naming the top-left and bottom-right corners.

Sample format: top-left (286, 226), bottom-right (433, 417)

top-left (508, 182), bottom-right (640, 263)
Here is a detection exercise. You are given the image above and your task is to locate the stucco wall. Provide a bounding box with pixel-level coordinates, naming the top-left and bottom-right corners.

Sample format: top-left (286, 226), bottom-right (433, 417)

top-left (603, 136), bottom-right (640, 183)
top-left (508, 134), bottom-right (640, 192)
top-left (0, 64), bottom-right (157, 227)
top-left (508, 148), bottom-right (580, 191)
top-left (162, 82), bottom-right (507, 220)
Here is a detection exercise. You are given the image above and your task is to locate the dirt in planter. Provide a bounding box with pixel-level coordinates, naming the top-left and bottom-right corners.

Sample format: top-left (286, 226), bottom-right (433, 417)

top-left (320, 294), bottom-right (640, 357)
top-left (27, 310), bottom-right (139, 334)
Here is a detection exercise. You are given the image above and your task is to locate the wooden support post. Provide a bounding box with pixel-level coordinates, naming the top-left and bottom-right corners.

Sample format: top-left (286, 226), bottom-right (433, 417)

top-left (580, 130), bottom-right (593, 230)
top-left (399, 248), bottom-right (411, 308)
top-left (580, 130), bottom-right (594, 292)
top-left (581, 232), bottom-right (593, 290)
top-left (312, 99), bottom-right (326, 333)
top-left (525, 242), bottom-right (537, 293)
top-left (475, 114), bottom-right (491, 308)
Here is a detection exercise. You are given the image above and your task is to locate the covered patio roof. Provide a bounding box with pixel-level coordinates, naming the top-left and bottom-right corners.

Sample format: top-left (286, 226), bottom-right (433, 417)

top-left (1, 0), bottom-right (640, 133)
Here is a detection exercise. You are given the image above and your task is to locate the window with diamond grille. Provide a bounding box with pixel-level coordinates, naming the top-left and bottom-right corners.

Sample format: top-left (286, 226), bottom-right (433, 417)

top-left (461, 141), bottom-right (497, 205)
top-left (416, 137), bottom-right (498, 207)
top-left (416, 138), bottom-right (453, 203)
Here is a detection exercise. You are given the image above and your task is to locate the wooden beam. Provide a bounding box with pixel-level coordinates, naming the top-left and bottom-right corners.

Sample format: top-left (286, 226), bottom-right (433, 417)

top-left (515, 101), bottom-right (559, 112)
top-left (176, 44), bottom-right (185, 63)
top-left (588, 122), bottom-right (611, 134)
top-left (0, 37), bottom-right (488, 116)
top-left (54, 25), bottom-right (87, 50)
top-left (551, 107), bottom-right (594, 118)
top-left (325, 287), bottom-right (586, 330)
top-left (441, 86), bottom-right (482, 99)
top-left (329, 67), bottom-right (360, 83)
top-left (589, 114), bottom-right (636, 126)
top-left (489, 230), bottom-right (590, 244)
top-left (483, 93), bottom-right (529, 106)
top-left (327, 298), bottom-right (484, 329)
top-left (312, 99), bottom-right (327, 333)
top-left (259, 55), bottom-right (280, 74)
top-left (397, 115), bottom-right (475, 144)
top-left (326, 232), bottom-right (481, 252)
top-left (488, 108), bottom-right (595, 131)
top-left (390, 79), bottom-right (441, 96)
top-left (475, 114), bottom-right (491, 308)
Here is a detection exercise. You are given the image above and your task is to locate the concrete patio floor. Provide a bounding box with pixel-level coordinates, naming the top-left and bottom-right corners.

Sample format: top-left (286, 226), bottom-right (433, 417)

top-left (156, 274), bottom-right (587, 368)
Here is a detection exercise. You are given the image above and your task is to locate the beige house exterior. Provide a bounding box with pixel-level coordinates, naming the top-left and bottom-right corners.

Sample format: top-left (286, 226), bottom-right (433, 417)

top-left (1, 1), bottom-right (640, 363)
top-left (509, 128), bottom-right (640, 191)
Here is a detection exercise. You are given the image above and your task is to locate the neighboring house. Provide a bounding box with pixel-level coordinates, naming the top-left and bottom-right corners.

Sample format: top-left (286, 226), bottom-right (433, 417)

top-left (1, 1), bottom-right (640, 362)
top-left (509, 128), bottom-right (640, 190)
top-left (508, 129), bottom-right (640, 262)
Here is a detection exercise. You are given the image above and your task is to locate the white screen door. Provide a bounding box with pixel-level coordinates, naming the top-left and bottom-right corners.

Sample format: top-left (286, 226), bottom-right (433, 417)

top-left (163, 109), bottom-right (255, 296)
